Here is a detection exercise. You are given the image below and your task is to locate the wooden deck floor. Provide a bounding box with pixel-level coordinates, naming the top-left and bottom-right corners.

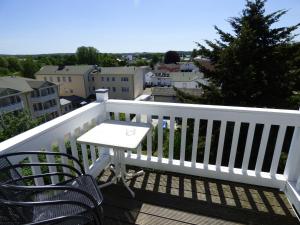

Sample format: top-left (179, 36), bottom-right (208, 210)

top-left (98, 167), bottom-right (299, 225)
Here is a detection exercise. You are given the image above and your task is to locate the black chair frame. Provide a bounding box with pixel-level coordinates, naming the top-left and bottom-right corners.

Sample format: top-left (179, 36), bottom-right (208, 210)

top-left (0, 151), bottom-right (103, 225)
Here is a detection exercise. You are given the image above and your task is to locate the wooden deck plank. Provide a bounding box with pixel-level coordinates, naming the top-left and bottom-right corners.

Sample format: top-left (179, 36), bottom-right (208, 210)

top-left (99, 167), bottom-right (298, 225)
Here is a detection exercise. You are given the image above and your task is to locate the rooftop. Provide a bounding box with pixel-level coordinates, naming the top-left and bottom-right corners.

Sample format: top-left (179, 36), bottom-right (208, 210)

top-left (35, 65), bottom-right (97, 76)
top-left (0, 94), bottom-right (299, 225)
top-left (0, 76), bottom-right (55, 95)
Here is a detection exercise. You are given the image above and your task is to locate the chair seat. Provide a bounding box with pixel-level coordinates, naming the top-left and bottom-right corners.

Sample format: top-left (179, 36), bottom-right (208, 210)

top-left (33, 175), bottom-right (102, 223)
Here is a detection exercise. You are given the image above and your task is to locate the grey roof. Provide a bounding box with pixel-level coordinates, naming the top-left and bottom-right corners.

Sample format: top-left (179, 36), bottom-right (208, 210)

top-left (169, 72), bottom-right (203, 82)
top-left (0, 76), bottom-right (55, 95)
top-left (152, 87), bottom-right (176, 97)
top-left (35, 65), bottom-right (97, 76)
top-left (152, 87), bottom-right (203, 97)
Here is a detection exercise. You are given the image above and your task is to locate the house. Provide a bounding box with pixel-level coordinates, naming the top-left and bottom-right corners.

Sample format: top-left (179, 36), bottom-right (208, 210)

top-left (146, 71), bottom-right (207, 89)
top-left (35, 65), bottom-right (100, 98)
top-left (0, 76), bottom-right (61, 120)
top-left (95, 66), bottom-right (149, 100)
top-left (36, 65), bottom-right (149, 100)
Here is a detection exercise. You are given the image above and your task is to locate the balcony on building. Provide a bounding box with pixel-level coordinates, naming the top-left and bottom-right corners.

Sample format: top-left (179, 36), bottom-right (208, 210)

top-left (0, 89), bottom-right (300, 225)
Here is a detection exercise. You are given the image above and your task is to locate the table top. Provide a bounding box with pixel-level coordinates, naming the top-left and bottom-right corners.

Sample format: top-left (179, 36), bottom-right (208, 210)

top-left (77, 120), bottom-right (151, 149)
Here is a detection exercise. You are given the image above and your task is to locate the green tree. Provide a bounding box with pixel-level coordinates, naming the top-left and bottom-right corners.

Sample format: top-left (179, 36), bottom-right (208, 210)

top-left (0, 57), bottom-right (9, 68)
top-left (7, 57), bottom-right (22, 72)
top-left (22, 58), bottom-right (39, 78)
top-left (64, 54), bottom-right (78, 65)
top-left (0, 111), bottom-right (42, 142)
top-left (76, 46), bottom-right (99, 65)
top-left (164, 51), bottom-right (180, 64)
top-left (190, 0), bottom-right (300, 109)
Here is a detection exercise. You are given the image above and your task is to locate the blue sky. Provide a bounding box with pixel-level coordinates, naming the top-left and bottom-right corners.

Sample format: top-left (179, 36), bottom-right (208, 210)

top-left (0, 0), bottom-right (300, 54)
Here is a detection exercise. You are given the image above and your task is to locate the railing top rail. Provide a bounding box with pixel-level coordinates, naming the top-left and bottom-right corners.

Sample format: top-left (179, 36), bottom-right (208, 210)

top-left (107, 99), bottom-right (300, 115)
top-left (107, 100), bottom-right (300, 126)
top-left (0, 102), bottom-right (104, 154)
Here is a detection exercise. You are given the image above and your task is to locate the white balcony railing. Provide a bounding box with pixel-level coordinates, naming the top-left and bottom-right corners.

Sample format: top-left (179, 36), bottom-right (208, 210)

top-left (0, 90), bottom-right (299, 215)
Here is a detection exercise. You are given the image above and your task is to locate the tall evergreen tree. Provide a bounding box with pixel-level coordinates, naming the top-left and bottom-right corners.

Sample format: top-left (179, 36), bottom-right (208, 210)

top-left (188, 0), bottom-right (300, 108)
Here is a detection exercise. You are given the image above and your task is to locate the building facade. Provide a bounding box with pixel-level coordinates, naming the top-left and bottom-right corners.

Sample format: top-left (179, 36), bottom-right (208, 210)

top-left (0, 76), bottom-right (61, 120)
top-left (36, 65), bottom-right (148, 100)
top-left (35, 65), bottom-right (99, 98)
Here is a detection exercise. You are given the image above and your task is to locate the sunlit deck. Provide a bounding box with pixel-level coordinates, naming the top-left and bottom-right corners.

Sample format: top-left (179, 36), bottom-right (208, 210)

top-left (99, 167), bottom-right (298, 225)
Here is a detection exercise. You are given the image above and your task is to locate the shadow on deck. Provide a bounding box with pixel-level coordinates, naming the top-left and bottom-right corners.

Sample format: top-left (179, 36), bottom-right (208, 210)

top-left (98, 167), bottom-right (299, 225)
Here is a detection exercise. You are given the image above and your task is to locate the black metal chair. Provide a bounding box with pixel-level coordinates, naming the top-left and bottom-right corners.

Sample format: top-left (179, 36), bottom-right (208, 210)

top-left (0, 151), bottom-right (103, 225)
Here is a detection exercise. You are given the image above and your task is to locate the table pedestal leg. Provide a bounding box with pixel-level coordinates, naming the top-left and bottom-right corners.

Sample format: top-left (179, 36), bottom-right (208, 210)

top-left (99, 147), bottom-right (137, 197)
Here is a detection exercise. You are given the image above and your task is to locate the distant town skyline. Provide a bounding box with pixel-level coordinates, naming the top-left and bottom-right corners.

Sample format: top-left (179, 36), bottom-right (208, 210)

top-left (1, 0), bottom-right (300, 55)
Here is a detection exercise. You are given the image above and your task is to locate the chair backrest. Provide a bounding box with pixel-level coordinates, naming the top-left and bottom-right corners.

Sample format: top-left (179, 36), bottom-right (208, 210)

top-left (0, 155), bottom-right (32, 223)
top-left (0, 155), bottom-right (24, 185)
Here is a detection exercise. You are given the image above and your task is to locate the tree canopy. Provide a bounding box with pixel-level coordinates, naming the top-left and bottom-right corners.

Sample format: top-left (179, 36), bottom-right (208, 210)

top-left (0, 111), bottom-right (42, 142)
top-left (189, 0), bottom-right (300, 109)
top-left (164, 51), bottom-right (180, 64)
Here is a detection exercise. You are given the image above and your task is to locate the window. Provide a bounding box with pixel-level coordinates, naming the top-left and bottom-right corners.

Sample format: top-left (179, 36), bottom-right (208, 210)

top-left (121, 87), bottom-right (129, 92)
top-left (70, 89), bottom-right (74, 94)
top-left (112, 77), bottom-right (115, 81)
top-left (68, 77), bottom-right (72, 82)
top-left (106, 77), bottom-right (109, 82)
top-left (92, 86), bottom-right (95, 91)
top-left (57, 77), bottom-right (60, 82)
top-left (88, 76), bottom-right (90, 81)
top-left (92, 77), bottom-right (95, 81)
top-left (121, 77), bottom-right (129, 82)
top-left (65, 106), bottom-right (68, 112)
top-left (62, 77), bottom-right (66, 82)
top-left (101, 77), bottom-right (104, 81)
top-left (112, 87), bottom-right (116, 92)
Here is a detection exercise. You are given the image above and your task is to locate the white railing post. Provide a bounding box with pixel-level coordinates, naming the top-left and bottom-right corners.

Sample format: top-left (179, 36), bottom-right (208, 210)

top-left (96, 89), bottom-right (108, 102)
top-left (284, 126), bottom-right (300, 187)
top-left (95, 88), bottom-right (111, 166)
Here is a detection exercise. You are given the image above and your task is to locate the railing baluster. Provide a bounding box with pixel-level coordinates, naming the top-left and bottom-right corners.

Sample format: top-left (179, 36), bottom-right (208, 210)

top-left (58, 139), bottom-right (70, 180)
top-left (228, 121), bottom-right (241, 172)
top-left (147, 114), bottom-right (152, 160)
top-left (45, 144), bottom-right (59, 184)
top-left (90, 145), bottom-right (96, 164)
top-left (180, 117), bottom-right (188, 165)
top-left (126, 113), bottom-right (132, 158)
top-left (168, 116), bottom-right (175, 164)
top-left (70, 133), bottom-right (80, 171)
top-left (203, 120), bottom-right (213, 166)
top-left (81, 144), bottom-right (89, 173)
top-left (255, 124), bottom-right (271, 175)
top-left (242, 123), bottom-right (255, 173)
top-left (125, 113), bottom-right (130, 121)
top-left (191, 118), bottom-right (200, 167)
top-left (115, 112), bottom-right (119, 121)
top-left (270, 125), bottom-right (286, 177)
top-left (216, 121), bottom-right (226, 168)
top-left (29, 154), bottom-right (44, 186)
top-left (158, 115), bottom-right (163, 162)
top-left (136, 114), bottom-right (142, 159)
